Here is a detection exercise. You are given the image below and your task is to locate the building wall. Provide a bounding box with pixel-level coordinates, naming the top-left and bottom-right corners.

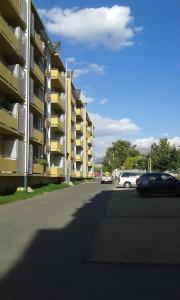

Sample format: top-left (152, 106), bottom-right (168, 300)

top-left (0, 0), bottom-right (94, 193)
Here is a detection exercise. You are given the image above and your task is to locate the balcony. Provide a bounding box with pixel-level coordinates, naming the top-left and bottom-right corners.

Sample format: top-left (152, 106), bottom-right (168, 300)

top-left (33, 63), bottom-right (44, 84)
top-left (71, 170), bottom-right (76, 177)
top-left (31, 95), bottom-right (44, 114)
top-left (71, 111), bottom-right (76, 123)
top-left (51, 117), bottom-right (65, 133)
top-left (87, 137), bottom-right (92, 145)
top-left (76, 139), bottom-right (83, 148)
top-left (88, 161), bottom-right (93, 167)
top-left (88, 149), bottom-right (92, 156)
top-left (76, 170), bottom-right (83, 178)
top-left (0, 156), bottom-right (17, 173)
top-left (76, 108), bottom-right (83, 120)
top-left (50, 167), bottom-right (64, 177)
top-left (51, 69), bottom-right (65, 92)
top-left (32, 163), bottom-right (44, 175)
top-left (0, 62), bottom-right (18, 92)
top-left (0, 15), bottom-right (19, 55)
top-left (34, 31), bottom-right (43, 54)
top-left (32, 128), bottom-right (43, 144)
top-left (76, 154), bottom-right (83, 162)
top-left (51, 93), bottom-right (65, 112)
top-left (87, 126), bottom-right (93, 134)
top-left (76, 123), bottom-right (83, 133)
top-left (88, 173), bottom-right (93, 178)
top-left (50, 141), bottom-right (64, 155)
top-left (0, 107), bottom-right (18, 134)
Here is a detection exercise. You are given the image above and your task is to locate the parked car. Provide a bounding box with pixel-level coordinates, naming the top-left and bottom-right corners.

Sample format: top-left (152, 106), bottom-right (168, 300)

top-left (101, 173), bottom-right (113, 184)
top-left (136, 172), bottom-right (180, 197)
top-left (116, 171), bottom-right (142, 188)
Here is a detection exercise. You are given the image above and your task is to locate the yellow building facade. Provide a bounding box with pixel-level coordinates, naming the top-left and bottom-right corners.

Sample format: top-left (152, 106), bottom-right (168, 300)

top-left (0, 0), bottom-right (94, 192)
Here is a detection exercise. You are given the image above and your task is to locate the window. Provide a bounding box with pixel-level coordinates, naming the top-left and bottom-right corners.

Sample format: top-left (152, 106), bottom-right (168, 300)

top-left (121, 173), bottom-right (129, 178)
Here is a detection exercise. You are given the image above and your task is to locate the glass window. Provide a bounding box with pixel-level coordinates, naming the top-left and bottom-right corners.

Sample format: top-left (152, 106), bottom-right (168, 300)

top-left (121, 173), bottom-right (129, 178)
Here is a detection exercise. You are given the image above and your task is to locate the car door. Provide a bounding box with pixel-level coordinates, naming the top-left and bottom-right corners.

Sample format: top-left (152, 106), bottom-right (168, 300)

top-left (148, 174), bottom-right (163, 193)
top-left (160, 173), bottom-right (178, 194)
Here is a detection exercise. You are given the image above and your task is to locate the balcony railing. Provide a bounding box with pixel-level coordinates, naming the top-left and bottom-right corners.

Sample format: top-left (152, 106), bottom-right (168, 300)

top-left (76, 139), bottom-right (83, 148)
top-left (51, 117), bottom-right (65, 133)
top-left (31, 95), bottom-right (44, 114)
top-left (51, 69), bottom-right (65, 91)
top-left (0, 156), bottom-right (17, 173)
top-left (50, 167), bottom-right (64, 177)
top-left (87, 137), bottom-right (92, 145)
top-left (0, 15), bottom-right (19, 54)
top-left (32, 128), bottom-right (43, 144)
top-left (34, 31), bottom-right (43, 54)
top-left (88, 173), bottom-right (93, 178)
top-left (76, 170), bottom-right (83, 178)
top-left (76, 123), bottom-right (83, 133)
top-left (0, 62), bottom-right (18, 91)
top-left (50, 141), bottom-right (64, 154)
top-left (87, 126), bottom-right (92, 134)
top-left (34, 63), bottom-right (44, 84)
top-left (76, 154), bottom-right (83, 162)
top-left (32, 163), bottom-right (44, 175)
top-left (51, 93), bottom-right (65, 112)
top-left (76, 108), bottom-right (83, 120)
top-left (0, 107), bottom-right (18, 133)
top-left (88, 149), bottom-right (92, 156)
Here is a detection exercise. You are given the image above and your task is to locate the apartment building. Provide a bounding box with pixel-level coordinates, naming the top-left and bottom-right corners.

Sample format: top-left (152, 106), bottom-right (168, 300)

top-left (0, 0), bottom-right (93, 192)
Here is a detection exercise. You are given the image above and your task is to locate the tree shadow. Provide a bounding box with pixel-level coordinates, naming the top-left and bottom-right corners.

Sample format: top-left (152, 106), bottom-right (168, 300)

top-left (0, 189), bottom-right (180, 300)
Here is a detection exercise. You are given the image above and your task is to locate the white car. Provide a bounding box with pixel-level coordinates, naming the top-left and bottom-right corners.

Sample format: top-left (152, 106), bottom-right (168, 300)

top-left (116, 171), bottom-right (142, 188)
top-left (101, 175), bottom-right (113, 184)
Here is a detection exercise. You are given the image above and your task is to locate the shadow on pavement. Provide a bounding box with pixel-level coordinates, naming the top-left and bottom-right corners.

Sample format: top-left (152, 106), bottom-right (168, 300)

top-left (0, 189), bottom-right (180, 300)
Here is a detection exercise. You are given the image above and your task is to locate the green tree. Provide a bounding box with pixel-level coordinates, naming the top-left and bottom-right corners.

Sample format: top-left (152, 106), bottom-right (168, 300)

top-left (150, 138), bottom-right (180, 172)
top-left (102, 140), bottom-right (140, 171)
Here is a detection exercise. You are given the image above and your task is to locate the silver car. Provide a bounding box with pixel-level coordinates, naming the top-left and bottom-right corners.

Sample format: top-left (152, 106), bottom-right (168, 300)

top-left (116, 171), bottom-right (142, 188)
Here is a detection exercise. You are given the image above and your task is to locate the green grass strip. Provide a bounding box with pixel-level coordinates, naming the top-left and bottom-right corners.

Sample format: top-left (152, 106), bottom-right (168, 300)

top-left (0, 183), bottom-right (69, 205)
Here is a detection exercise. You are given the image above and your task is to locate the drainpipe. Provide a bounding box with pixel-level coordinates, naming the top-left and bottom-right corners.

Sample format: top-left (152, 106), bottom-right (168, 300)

top-left (24, 0), bottom-right (31, 190)
top-left (64, 60), bottom-right (68, 183)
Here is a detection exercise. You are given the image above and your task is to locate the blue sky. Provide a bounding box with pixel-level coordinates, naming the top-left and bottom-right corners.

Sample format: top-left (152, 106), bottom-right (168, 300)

top-left (34, 0), bottom-right (180, 158)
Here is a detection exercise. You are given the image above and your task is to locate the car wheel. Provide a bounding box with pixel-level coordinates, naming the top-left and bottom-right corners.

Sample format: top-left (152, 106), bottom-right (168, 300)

top-left (124, 182), bottom-right (131, 189)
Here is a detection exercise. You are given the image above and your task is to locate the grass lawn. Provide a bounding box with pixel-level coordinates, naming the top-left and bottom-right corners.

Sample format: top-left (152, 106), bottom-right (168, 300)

top-left (0, 183), bottom-right (69, 205)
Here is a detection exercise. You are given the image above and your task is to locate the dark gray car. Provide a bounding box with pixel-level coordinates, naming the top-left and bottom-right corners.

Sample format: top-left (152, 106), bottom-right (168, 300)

top-left (136, 172), bottom-right (180, 197)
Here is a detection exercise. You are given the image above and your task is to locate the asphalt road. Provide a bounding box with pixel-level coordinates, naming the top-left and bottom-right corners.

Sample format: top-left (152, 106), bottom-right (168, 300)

top-left (0, 180), bottom-right (180, 300)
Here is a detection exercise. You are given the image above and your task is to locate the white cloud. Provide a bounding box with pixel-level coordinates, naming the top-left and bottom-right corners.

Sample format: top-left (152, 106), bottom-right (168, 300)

top-left (131, 137), bottom-right (156, 149)
top-left (80, 91), bottom-right (94, 104)
top-left (99, 98), bottom-right (108, 105)
top-left (67, 57), bottom-right (76, 64)
top-left (89, 63), bottom-right (105, 75)
top-left (89, 112), bottom-right (140, 159)
top-left (38, 5), bottom-right (142, 51)
top-left (73, 68), bottom-right (89, 78)
top-left (73, 63), bottom-right (105, 78)
top-left (90, 113), bottom-right (140, 137)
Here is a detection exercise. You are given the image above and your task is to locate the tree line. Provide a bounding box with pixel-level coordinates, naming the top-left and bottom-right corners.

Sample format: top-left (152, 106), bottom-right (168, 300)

top-left (102, 138), bottom-right (180, 173)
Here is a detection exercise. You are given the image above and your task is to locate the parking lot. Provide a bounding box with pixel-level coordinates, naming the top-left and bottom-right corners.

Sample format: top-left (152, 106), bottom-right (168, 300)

top-left (89, 187), bottom-right (180, 264)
